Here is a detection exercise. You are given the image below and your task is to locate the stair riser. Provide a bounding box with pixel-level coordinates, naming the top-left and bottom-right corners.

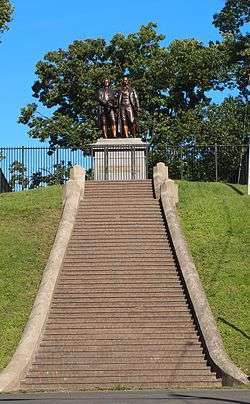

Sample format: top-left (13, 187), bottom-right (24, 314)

top-left (84, 195), bottom-right (153, 198)
top-left (51, 294), bottom-right (186, 300)
top-left (61, 265), bottom-right (176, 269)
top-left (53, 284), bottom-right (182, 290)
top-left (39, 342), bottom-right (202, 349)
top-left (65, 246), bottom-right (172, 251)
top-left (44, 325), bottom-right (195, 333)
top-left (58, 274), bottom-right (180, 280)
top-left (45, 318), bottom-right (194, 325)
top-left (64, 254), bottom-right (174, 267)
top-left (77, 210), bottom-right (161, 214)
top-left (53, 281), bottom-right (182, 287)
top-left (48, 307), bottom-right (190, 315)
top-left (62, 254), bottom-right (174, 262)
top-left (81, 204), bottom-right (159, 208)
top-left (42, 336), bottom-right (198, 344)
top-left (25, 369), bottom-right (213, 379)
top-left (51, 295), bottom-right (186, 301)
top-left (30, 362), bottom-right (207, 370)
top-left (51, 296), bottom-right (187, 302)
top-left (78, 213), bottom-right (161, 217)
top-left (73, 223), bottom-right (164, 227)
top-left (34, 351), bottom-right (203, 360)
top-left (75, 217), bottom-right (164, 222)
top-left (70, 234), bottom-right (168, 239)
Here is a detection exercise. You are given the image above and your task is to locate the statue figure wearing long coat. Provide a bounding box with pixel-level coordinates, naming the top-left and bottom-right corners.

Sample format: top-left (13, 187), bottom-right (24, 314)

top-left (117, 76), bottom-right (140, 138)
top-left (97, 79), bottom-right (117, 138)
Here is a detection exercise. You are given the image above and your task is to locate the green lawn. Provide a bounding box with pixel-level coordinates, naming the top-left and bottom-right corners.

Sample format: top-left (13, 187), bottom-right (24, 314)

top-left (0, 186), bottom-right (62, 371)
top-left (177, 181), bottom-right (250, 375)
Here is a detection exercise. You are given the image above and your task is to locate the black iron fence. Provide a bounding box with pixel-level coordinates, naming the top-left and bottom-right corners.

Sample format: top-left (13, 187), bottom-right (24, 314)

top-left (0, 144), bottom-right (149, 191)
top-left (0, 143), bottom-right (249, 192)
top-left (151, 144), bottom-right (249, 184)
top-left (0, 147), bottom-right (92, 192)
top-left (90, 143), bottom-right (149, 181)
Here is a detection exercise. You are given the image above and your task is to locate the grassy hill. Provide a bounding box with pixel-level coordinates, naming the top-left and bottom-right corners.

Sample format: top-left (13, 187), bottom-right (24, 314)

top-left (177, 182), bottom-right (250, 375)
top-left (0, 186), bottom-right (62, 371)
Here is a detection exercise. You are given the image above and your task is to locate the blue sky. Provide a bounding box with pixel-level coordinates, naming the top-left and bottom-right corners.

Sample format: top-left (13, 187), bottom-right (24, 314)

top-left (0, 0), bottom-right (229, 146)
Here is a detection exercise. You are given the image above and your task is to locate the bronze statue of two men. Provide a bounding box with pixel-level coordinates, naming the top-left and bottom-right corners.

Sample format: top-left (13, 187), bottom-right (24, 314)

top-left (97, 77), bottom-right (140, 138)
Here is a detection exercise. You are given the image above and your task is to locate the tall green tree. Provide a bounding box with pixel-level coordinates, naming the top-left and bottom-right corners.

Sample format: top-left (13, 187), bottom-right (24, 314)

top-left (0, 0), bottom-right (13, 38)
top-left (213, 0), bottom-right (250, 100)
top-left (18, 16), bottom-right (249, 182)
top-left (19, 23), bottom-right (166, 149)
top-left (19, 23), bottom-right (229, 150)
top-left (213, 0), bottom-right (250, 37)
top-left (151, 97), bottom-right (249, 181)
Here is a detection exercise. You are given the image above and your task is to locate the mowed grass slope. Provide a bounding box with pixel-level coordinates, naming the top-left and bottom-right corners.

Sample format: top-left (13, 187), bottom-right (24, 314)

top-left (0, 186), bottom-right (62, 370)
top-left (177, 182), bottom-right (250, 374)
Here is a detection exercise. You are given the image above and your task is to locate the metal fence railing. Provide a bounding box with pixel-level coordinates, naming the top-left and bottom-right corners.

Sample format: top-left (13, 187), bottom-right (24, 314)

top-left (0, 144), bottom-right (149, 192)
top-left (0, 147), bottom-right (92, 192)
top-left (150, 144), bottom-right (249, 184)
top-left (0, 143), bottom-right (249, 192)
top-left (90, 143), bottom-right (149, 181)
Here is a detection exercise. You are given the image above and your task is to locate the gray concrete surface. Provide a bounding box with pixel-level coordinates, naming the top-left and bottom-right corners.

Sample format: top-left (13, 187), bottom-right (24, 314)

top-left (0, 389), bottom-right (249, 403)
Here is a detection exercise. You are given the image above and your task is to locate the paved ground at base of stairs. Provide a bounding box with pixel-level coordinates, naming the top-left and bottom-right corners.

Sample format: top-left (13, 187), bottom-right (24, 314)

top-left (0, 389), bottom-right (249, 404)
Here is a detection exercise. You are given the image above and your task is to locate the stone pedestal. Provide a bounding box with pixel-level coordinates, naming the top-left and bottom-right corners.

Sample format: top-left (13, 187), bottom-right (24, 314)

top-left (91, 138), bottom-right (149, 181)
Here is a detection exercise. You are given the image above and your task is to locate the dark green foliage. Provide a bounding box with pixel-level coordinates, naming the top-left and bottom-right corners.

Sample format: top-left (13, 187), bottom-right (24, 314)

top-left (19, 9), bottom-right (249, 183)
top-left (0, 0), bottom-right (13, 37)
top-left (19, 23), bottom-right (168, 149)
top-left (9, 161), bottom-right (29, 190)
top-left (29, 161), bottom-right (73, 188)
top-left (213, 0), bottom-right (250, 100)
top-left (150, 97), bottom-right (249, 182)
top-left (213, 0), bottom-right (250, 36)
top-left (19, 23), bottom-right (232, 148)
top-left (8, 159), bottom-right (73, 190)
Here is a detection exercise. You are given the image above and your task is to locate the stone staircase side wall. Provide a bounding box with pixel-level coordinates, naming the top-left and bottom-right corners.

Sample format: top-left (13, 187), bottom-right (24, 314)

top-left (0, 165), bottom-right (86, 392)
top-left (153, 162), bottom-right (249, 386)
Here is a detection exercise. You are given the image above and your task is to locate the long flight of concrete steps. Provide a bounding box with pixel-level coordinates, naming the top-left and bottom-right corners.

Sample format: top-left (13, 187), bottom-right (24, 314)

top-left (21, 180), bottom-right (221, 390)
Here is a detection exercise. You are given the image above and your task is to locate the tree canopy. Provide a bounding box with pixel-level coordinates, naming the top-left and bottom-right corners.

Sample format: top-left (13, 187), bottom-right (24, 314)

top-left (19, 22), bottom-right (237, 150)
top-left (213, 0), bottom-right (250, 37)
top-left (18, 2), bottom-right (250, 183)
top-left (213, 0), bottom-right (250, 101)
top-left (0, 0), bottom-right (13, 37)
